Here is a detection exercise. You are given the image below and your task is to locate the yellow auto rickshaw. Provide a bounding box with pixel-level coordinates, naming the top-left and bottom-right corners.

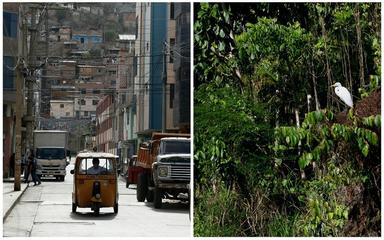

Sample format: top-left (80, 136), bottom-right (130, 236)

top-left (70, 151), bottom-right (119, 215)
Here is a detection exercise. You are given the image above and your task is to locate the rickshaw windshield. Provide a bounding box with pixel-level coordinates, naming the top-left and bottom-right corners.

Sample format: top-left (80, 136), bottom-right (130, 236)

top-left (78, 158), bottom-right (114, 175)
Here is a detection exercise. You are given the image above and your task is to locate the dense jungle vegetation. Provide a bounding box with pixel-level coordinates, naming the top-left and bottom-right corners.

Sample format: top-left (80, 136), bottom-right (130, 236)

top-left (193, 3), bottom-right (381, 237)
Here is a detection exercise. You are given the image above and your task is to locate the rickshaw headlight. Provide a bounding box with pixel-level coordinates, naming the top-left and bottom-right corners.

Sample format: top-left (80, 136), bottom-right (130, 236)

top-left (95, 193), bottom-right (101, 199)
top-left (158, 166), bottom-right (168, 177)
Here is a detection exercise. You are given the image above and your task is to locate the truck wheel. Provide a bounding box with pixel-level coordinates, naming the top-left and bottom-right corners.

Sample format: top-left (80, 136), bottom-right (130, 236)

top-left (125, 177), bottom-right (130, 188)
top-left (114, 203), bottom-right (118, 214)
top-left (146, 190), bottom-right (154, 202)
top-left (136, 173), bottom-right (148, 202)
top-left (72, 203), bottom-right (77, 213)
top-left (61, 176), bottom-right (65, 182)
top-left (154, 187), bottom-right (162, 209)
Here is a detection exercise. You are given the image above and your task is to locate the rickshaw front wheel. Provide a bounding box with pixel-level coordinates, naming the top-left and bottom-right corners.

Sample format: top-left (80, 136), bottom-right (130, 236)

top-left (114, 203), bottom-right (118, 214)
top-left (72, 203), bottom-right (77, 213)
top-left (94, 206), bottom-right (100, 216)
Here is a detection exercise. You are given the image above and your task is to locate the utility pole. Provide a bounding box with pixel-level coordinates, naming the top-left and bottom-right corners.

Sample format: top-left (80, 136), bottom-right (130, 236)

top-left (162, 41), bottom-right (167, 133)
top-left (25, 4), bottom-right (38, 152)
top-left (14, 4), bottom-right (27, 191)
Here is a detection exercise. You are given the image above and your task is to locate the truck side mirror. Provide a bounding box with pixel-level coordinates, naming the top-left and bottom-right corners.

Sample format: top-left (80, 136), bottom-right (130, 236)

top-left (70, 169), bottom-right (74, 174)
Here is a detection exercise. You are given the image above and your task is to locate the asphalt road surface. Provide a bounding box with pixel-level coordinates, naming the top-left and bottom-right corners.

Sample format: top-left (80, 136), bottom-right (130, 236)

top-left (3, 159), bottom-right (191, 237)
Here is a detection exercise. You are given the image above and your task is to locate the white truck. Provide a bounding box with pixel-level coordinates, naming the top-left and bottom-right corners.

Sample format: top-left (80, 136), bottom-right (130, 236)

top-left (34, 130), bottom-right (69, 181)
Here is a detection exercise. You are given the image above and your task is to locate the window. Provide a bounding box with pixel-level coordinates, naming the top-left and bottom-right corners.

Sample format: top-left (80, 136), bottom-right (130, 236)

top-left (36, 148), bottom-right (66, 159)
top-left (80, 37), bottom-right (84, 43)
top-left (169, 84), bottom-right (175, 109)
top-left (84, 111), bottom-right (88, 116)
top-left (3, 12), bottom-right (18, 38)
top-left (169, 38), bottom-right (175, 63)
top-left (80, 99), bottom-right (86, 105)
top-left (80, 89), bottom-right (86, 94)
top-left (3, 56), bottom-right (15, 89)
top-left (170, 3), bottom-right (175, 20)
top-left (92, 100), bottom-right (99, 105)
top-left (60, 104), bottom-right (64, 108)
top-left (66, 112), bottom-right (70, 116)
top-left (78, 158), bottom-right (114, 175)
top-left (92, 90), bottom-right (100, 94)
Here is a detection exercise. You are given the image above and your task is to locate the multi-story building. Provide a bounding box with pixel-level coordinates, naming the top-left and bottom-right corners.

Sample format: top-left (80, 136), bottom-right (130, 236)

top-left (3, 3), bottom-right (20, 177)
top-left (166, 3), bottom-right (177, 131)
top-left (72, 30), bottom-right (103, 50)
top-left (173, 3), bottom-right (191, 132)
top-left (96, 95), bottom-right (116, 154)
top-left (134, 3), bottom-right (168, 142)
top-left (116, 34), bottom-right (137, 164)
top-left (50, 100), bottom-right (75, 118)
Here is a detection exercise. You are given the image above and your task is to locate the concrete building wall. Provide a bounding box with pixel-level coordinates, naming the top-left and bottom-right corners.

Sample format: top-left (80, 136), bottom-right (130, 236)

top-left (135, 3), bottom-right (151, 134)
top-left (166, 3), bottom-right (176, 130)
top-left (173, 3), bottom-right (190, 130)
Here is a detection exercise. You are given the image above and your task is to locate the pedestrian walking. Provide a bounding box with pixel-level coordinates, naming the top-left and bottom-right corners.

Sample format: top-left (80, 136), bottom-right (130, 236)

top-left (28, 150), bottom-right (41, 186)
top-left (23, 150), bottom-right (31, 183)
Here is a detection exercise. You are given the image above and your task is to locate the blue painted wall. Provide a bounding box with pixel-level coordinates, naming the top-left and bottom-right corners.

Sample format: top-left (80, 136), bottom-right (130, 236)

top-left (149, 3), bottom-right (167, 130)
top-left (72, 35), bottom-right (102, 44)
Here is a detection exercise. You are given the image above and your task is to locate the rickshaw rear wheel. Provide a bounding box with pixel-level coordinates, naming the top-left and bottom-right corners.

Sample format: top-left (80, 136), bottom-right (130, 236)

top-left (72, 203), bottom-right (77, 213)
top-left (114, 203), bottom-right (118, 214)
top-left (126, 180), bottom-right (130, 188)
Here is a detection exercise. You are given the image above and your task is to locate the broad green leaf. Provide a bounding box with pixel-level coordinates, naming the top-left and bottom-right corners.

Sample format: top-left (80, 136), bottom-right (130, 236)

top-left (374, 115), bottom-right (381, 127)
top-left (362, 143), bottom-right (369, 157)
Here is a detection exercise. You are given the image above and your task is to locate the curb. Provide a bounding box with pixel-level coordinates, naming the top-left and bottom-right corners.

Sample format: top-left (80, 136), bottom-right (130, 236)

top-left (3, 184), bottom-right (29, 221)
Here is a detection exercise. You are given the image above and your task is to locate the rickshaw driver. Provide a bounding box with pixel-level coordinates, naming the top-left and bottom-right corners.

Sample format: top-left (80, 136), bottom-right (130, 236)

top-left (87, 158), bottom-right (107, 174)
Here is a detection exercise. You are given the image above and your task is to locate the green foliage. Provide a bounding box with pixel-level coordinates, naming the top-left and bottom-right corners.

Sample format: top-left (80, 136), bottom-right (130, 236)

top-left (194, 3), bottom-right (241, 88)
top-left (194, 2), bottom-right (381, 237)
top-left (194, 185), bottom-right (245, 236)
top-left (194, 84), bottom-right (273, 187)
top-left (359, 75), bottom-right (381, 98)
top-left (295, 160), bottom-right (366, 236)
top-left (275, 110), bottom-right (380, 169)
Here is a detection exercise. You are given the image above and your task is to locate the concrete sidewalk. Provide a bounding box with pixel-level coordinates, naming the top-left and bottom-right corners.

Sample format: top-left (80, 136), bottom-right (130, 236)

top-left (3, 179), bottom-right (29, 221)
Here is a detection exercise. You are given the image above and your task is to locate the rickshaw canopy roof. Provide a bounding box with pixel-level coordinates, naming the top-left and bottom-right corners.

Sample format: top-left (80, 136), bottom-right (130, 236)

top-left (76, 151), bottom-right (118, 159)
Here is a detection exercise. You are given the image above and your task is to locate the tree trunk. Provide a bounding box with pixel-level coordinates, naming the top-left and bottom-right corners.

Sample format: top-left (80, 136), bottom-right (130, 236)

top-left (319, 14), bottom-right (333, 107)
top-left (310, 56), bottom-right (320, 111)
top-left (341, 31), bottom-right (353, 97)
top-left (354, 4), bottom-right (365, 87)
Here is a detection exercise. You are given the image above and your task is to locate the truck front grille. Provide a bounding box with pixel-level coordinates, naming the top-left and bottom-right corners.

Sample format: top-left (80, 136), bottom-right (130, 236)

top-left (170, 165), bottom-right (190, 180)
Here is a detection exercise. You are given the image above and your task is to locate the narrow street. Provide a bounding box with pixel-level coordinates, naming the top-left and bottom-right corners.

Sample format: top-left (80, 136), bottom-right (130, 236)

top-left (3, 159), bottom-right (191, 237)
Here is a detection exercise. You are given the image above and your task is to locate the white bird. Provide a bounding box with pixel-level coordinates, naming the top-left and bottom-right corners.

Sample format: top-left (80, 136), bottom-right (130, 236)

top-left (331, 82), bottom-right (353, 108)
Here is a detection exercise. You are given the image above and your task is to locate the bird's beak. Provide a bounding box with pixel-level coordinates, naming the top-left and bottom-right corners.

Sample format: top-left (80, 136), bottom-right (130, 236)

top-left (330, 84), bottom-right (335, 87)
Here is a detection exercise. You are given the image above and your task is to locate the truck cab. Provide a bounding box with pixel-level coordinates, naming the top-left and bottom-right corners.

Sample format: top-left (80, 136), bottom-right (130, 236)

top-left (36, 147), bottom-right (67, 181)
top-left (34, 130), bottom-right (69, 181)
top-left (135, 133), bottom-right (191, 209)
